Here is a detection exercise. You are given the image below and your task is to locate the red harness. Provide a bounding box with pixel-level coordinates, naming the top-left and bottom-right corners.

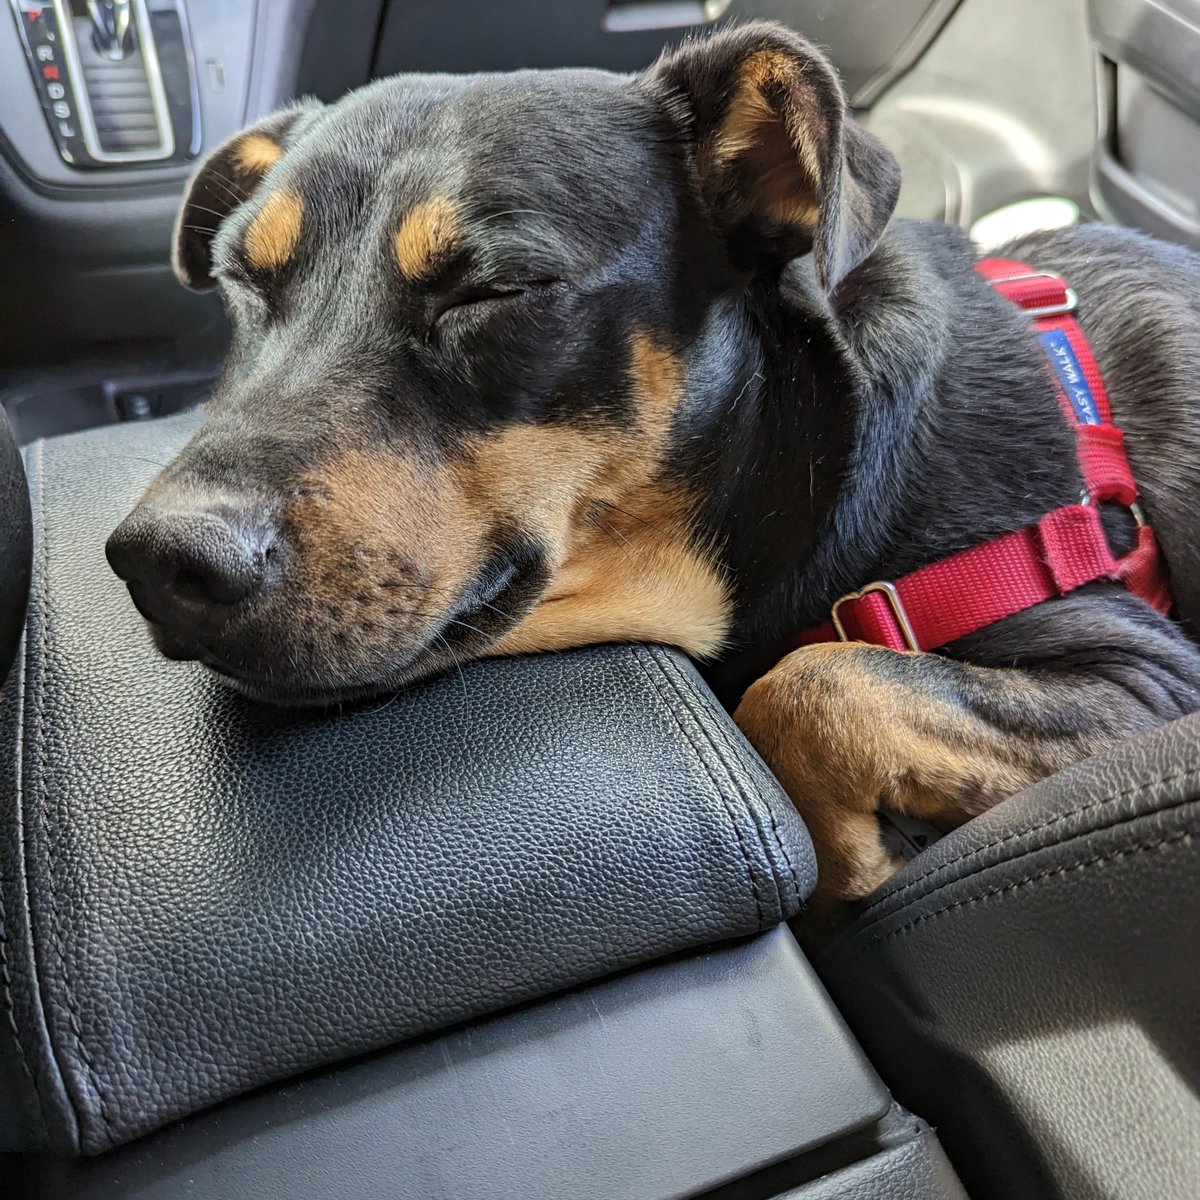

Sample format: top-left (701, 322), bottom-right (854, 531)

top-left (794, 257), bottom-right (1172, 654)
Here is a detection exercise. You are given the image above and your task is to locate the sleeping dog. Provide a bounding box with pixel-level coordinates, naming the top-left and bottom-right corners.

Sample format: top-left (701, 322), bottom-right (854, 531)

top-left (106, 22), bottom-right (1200, 903)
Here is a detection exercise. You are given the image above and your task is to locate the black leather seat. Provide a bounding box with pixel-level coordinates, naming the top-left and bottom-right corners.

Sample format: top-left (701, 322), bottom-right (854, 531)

top-left (816, 710), bottom-right (1200, 1200)
top-left (1, 414), bottom-right (966, 1198)
top-left (0, 407), bottom-right (30, 687)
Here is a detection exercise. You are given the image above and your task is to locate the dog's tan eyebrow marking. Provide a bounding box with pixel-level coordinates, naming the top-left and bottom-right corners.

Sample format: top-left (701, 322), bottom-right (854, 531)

top-left (393, 196), bottom-right (460, 279)
top-left (244, 187), bottom-right (304, 271)
top-left (233, 134), bottom-right (283, 176)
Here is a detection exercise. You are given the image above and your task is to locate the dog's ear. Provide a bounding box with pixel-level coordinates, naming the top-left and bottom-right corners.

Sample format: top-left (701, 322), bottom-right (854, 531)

top-left (649, 22), bottom-right (900, 289)
top-left (172, 100), bottom-right (323, 292)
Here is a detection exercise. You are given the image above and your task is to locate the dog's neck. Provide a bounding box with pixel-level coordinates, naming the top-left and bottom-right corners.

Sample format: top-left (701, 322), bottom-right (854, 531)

top-left (693, 220), bottom-right (1077, 701)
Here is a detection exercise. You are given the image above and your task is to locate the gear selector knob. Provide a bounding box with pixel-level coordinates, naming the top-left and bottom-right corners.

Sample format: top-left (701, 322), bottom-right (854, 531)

top-left (86, 0), bottom-right (134, 61)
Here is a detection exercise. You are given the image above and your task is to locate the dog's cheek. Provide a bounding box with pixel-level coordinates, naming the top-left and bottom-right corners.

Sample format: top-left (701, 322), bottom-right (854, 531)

top-left (456, 423), bottom-right (611, 570)
top-left (279, 450), bottom-right (485, 666)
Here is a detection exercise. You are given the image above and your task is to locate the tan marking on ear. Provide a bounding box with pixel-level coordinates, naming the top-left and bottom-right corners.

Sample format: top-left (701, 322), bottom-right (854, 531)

top-left (234, 134), bottom-right (283, 176)
top-left (394, 196), bottom-right (459, 279)
top-left (244, 188), bottom-right (304, 271)
top-left (709, 50), bottom-right (825, 231)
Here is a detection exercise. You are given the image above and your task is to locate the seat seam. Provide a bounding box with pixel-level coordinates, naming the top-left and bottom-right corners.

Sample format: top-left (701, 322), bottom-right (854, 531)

top-left (651, 646), bottom-right (801, 913)
top-left (861, 761), bottom-right (1200, 918)
top-left (629, 645), bottom-right (765, 926)
top-left (2, 440), bottom-right (54, 1144)
top-left (853, 821), bottom-right (1198, 953)
top-left (31, 438), bottom-right (115, 1148)
top-left (644, 646), bottom-right (782, 921)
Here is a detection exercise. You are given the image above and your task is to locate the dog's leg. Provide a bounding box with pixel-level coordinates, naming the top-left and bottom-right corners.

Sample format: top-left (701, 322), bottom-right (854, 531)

top-left (733, 641), bottom-right (1187, 904)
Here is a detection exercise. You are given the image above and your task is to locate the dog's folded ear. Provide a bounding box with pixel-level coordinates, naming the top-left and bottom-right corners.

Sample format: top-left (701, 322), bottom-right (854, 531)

top-left (649, 21), bottom-right (901, 290)
top-left (172, 99), bottom-right (323, 292)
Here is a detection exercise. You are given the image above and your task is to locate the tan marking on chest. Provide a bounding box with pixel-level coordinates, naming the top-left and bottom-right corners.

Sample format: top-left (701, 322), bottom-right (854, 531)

top-left (486, 487), bottom-right (731, 660)
top-left (394, 196), bottom-right (459, 279)
top-left (244, 188), bottom-right (305, 271)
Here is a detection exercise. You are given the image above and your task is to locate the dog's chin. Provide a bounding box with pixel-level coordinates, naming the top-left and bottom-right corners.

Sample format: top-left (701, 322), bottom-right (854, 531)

top-left (203, 663), bottom-right (422, 709)
top-left (200, 645), bottom-right (472, 709)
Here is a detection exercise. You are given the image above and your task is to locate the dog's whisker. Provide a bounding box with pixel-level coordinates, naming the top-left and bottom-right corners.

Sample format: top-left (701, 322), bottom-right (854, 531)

top-left (472, 599), bottom-right (515, 620)
top-left (204, 170), bottom-right (250, 206)
top-left (594, 516), bottom-right (639, 559)
top-left (110, 454), bottom-right (172, 470)
top-left (595, 500), bottom-right (665, 538)
top-left (363, 689), bottom-right (402, 717)
top-left (474, 208), bottom-right (552, 226)
top-left (446, 618), bottom-right (489, 638)
top-left (184, 202), bottom-right (240, 222)
top-left (434, 631), bottom-right (470, 715)
top-left (379, 580), bottom-right (515, 621)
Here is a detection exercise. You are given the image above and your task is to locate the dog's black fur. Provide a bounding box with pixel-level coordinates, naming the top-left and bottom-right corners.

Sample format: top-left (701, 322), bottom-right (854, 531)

top-left (108, 22), bottom-right (1200, 898)
top-left (706, 219), bottom-right (1200, 703)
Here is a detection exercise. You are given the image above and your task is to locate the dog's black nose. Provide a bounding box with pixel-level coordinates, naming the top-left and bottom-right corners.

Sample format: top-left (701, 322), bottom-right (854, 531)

top-left (106, 501), bottom-right (277, 630)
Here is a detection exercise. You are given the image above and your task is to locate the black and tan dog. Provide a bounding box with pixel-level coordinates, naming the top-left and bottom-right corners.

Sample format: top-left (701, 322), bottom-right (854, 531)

top-left (107, 23), bottom-right (1200, 903)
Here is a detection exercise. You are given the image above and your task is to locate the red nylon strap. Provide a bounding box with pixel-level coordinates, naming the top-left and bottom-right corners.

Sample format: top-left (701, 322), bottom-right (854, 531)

top-left (793, 258), bottom-right (1172, 655)
top-left (796, 504), bottom-right (1119, 651)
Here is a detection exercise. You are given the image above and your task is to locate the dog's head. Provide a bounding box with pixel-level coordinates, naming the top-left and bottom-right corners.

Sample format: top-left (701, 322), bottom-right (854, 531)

top-left (106, 22), bottom-right (899, 703)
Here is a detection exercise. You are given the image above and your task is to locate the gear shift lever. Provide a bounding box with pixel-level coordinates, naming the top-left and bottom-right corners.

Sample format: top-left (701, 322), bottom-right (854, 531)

top-left (86, 0), bottom-right (134, 61)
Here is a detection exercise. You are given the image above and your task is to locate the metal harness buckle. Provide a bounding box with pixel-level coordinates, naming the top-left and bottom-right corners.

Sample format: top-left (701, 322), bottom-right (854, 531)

top-left (830, 580), bottom-right (920, 652)
top-left (986, 271), bottom-right (1079, 318)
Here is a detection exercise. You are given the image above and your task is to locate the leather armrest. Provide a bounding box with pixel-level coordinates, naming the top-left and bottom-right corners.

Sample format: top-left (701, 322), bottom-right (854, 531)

top-left (817, 712), bottom-right (1200, 1200)
top-left (0, 417), bottom-right (815, 1156)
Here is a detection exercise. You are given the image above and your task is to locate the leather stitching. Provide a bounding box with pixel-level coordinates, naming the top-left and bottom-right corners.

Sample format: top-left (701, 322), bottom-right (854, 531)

top-left (645, 646), bottom-right (780, 921)
top-left (651, 646), bottom-right (802, 912)
top-left (0, 560), bottom-right (48, 1139)
top-left (630, 645), bottom-right (765, 925)
top-left (856, 822), bottom-right (1198, 951)
top-left (657, 648), bottom-right (796, 907)
top-left (1, 441), bottom-right (55, 1145)
top-left (32, 438), bottom-right (114, 1148)
top-left (862, 761), bottom-right (1200, 918)
top-left (0, 911), bottom-right (42, 1118)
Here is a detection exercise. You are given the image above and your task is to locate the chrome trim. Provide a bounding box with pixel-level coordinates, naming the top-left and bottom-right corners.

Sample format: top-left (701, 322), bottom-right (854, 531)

top-left (1081, 493), bottom-right (1148, 528)
top-left (54, 0), bottom-right (174, 164)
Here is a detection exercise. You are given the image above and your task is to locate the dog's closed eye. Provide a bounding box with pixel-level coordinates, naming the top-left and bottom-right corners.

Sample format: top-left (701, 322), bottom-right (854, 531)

top-left (430, 279), bottom-right (565, 329)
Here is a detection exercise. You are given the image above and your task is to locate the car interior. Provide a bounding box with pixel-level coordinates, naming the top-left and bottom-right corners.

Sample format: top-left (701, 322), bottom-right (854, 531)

top-left (2, 2), bottom-right (1199, 1198)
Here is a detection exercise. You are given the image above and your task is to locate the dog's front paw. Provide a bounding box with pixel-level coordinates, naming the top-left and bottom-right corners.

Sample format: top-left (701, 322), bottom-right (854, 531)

top-left (733, 641), bottom-right (1035, 905)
